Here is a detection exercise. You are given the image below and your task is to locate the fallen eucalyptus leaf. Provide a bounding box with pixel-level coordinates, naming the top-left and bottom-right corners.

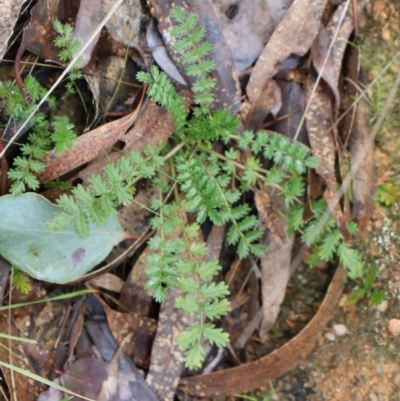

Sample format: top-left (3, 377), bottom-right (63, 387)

top-left (0, 193), bottom-right (126, 284)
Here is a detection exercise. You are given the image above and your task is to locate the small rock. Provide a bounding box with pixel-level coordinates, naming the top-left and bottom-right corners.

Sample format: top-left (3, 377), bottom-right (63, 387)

top-left (376, 300), bottom-right (388, 313)
top-left (324, 332), bottom-right (336, 342)
top-left (333, 324), bottom-right (348, 336)
top-left (376, 366), bottom-right (383, 375)
top-left (389, 319), bottom-right (400, 336)
top-left (368, 394), bottom-right (378, 401)
top-left (393, 373), bottom-right (400, 385)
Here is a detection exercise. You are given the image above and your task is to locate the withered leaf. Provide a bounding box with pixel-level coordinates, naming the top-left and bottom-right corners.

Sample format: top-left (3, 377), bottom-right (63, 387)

top-left (38, 110), bottom-right (139, 184)
top-left (245, 0), bottom-right (328, 128)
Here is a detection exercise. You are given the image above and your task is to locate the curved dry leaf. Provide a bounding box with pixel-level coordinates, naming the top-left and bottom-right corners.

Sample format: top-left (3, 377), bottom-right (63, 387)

top-left (210, 0), bottom-right (291, 75)
top-left (326, 0), bottom-right (368, 86)
top-left (311, 24), bottom-right (341, 108)
top-left (38, 108), bottom-right (139, 184)
top-left (179, 266), bottom-right (346, 397)
top-left (341, 47), bottom-right (377, 230)
top-left (96, 295), bottom-right (157, 369)
top-left (305, 76), bottom-right (349, 238)
top-left (255, 189), bottom-right (294, 340)
top-left (246, 0), bottom-right (327, 103)
top-left (146, 288), bottom-right (197, 401)
top-left (72, 0), bottom-right (102, 68)
top-left (102, 0), bottom-right (146, 48)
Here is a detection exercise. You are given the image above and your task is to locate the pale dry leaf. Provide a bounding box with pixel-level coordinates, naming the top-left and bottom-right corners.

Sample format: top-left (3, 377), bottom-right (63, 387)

top-left (102, 0), bottom-right (147, 48)
top-left (246, 0), bottom-right (327, 102)
top-left (305, 76), bottom-right (348, 237)
top-left (72, 0), bottom-right (103, 68)
top-left (210, 0), bottom-right (292, 75)
top-left (245, 0), bottom-right (328, 128)
top-left (255, 189), bottom-right (295, 341)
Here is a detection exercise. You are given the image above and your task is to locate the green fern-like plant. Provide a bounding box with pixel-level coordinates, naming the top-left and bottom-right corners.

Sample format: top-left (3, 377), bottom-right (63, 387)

top-left (1, 22), bottom-right (81, 195)
top-left (45, 7), bottom-right (324, 369)
top-left (7, 8), bottom-right (373, 369)
top-left (345, 264), bottom-right (385, 306)
top-left (53, 20), bottom-right (84, 99)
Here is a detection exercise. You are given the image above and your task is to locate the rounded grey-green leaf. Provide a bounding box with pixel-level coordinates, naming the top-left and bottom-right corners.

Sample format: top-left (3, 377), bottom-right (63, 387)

top-left (0, 193), bottom-right (126, 284)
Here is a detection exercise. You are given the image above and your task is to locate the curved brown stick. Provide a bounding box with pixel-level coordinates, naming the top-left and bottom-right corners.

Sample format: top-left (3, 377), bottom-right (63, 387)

top-left (179, 265), bottom-right (347, 397)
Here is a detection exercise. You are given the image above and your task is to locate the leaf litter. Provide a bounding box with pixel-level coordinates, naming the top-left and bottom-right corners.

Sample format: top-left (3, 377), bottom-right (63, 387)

top-left (1, 0), bottom-right (397, 399)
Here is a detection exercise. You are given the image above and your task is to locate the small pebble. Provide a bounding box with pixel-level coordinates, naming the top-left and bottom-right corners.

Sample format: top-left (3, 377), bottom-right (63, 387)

top-left (394, 373), bottom-right (400, 385)
top-left (324, 332), bottom-right (336, 342)
top-left (368, 394), bottom-right (378, 401)
top-left (376, 366), bottom-right (383, 375)
top-left (333, 324), bottom-right (348, 336)
top-left (376, 300), bottom-right (388, 313)
top-left (389, 319), bottom-right (400, 336)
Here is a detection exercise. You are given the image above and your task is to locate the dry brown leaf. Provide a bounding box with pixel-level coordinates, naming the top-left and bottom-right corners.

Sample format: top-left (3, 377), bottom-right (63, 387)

top-left (327, 0), bottom-right (368, 84)
top-left (255, 189), bottom-right (294, 341)
top-left (97, 348), bottom-right (159, 401)
top-left (246, 80), bottom-right (282, 129)
top-left (87, 273), bottom-right (124, 293)
top-left (38, 101), bottom-right (141, 184)
top-left (21, 0), bottom-right (76, 63)
top-left (146, 212), bottom-right (195, 401)
top-left (67, 298), bottom-right (86, 363)
top-left (245, 0), bottom-right (328, 128)
top-left (305, 76), bottom-right (349, 239)
top-left (209, 0), bottom-right (291, 75)
top-left (255, 189), bottom-right (285, 244)
top-left (340, 46), bottom-right (377, 230)
top-left (95, 295), bottom-right (157, 369)
top-left (146, 288), bottom-right (197, 401)
top-left (311, 24), bottom-right (341, 108)
top-left (274, 81), bottom-right (308, 143)
top-left (179, 265), bottom-right (346, 397)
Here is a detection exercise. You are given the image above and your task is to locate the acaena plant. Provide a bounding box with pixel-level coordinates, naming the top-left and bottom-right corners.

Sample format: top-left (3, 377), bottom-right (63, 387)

top-left (3, 9), bottom-right (373, 368)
